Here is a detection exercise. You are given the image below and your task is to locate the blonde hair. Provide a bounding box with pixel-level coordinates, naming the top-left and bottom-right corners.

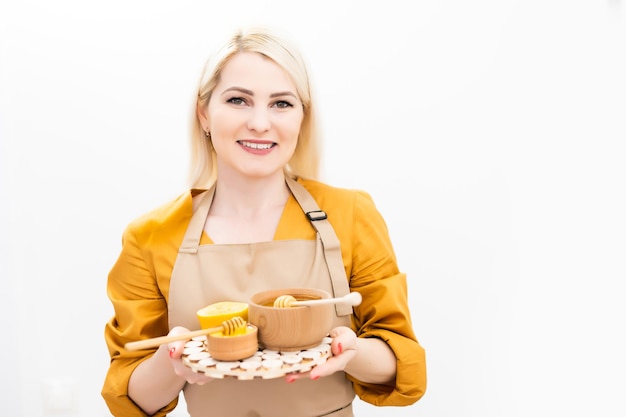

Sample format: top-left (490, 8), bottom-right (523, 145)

top-left (188, 26), bottom-right (321, 189)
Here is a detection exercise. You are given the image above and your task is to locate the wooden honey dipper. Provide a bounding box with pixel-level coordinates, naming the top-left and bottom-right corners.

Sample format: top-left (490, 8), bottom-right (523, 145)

top-left (273, 291), bottom-right (362, 308)
top-left (124, 316), bottom-right (247, 351)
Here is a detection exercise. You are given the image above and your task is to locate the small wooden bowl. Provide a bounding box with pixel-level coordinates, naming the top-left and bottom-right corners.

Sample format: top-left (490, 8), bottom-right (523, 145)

top-left (207, 324), bottom-right (259, 361)
top-left (248, 288), bottom-right (333, 352)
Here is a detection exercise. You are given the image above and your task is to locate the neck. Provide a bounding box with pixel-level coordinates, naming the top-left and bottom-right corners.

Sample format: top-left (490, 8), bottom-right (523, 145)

top-left (211, 173), bottom-right (291, 219)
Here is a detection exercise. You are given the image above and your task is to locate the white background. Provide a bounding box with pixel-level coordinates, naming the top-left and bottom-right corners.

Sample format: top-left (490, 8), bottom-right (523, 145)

top-left (1, 1), bottom-right (625, 416)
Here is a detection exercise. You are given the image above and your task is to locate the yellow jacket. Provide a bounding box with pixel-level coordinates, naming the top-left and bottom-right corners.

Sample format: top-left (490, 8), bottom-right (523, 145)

top-left (102, 178), bottom-right (427, 416)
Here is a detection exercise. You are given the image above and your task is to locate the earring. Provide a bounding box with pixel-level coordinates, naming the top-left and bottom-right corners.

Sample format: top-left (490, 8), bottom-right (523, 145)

top-left (205, 130), bottom-right (211, 139)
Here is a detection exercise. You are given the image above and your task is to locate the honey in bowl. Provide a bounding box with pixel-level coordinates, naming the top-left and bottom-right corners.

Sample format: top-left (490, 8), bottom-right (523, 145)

top-left (248, 288), bottom-right (334, 352)
top-left (207, 324), bottom-right (259, 361)
top-left (262, 293), bottom-right (321, 307)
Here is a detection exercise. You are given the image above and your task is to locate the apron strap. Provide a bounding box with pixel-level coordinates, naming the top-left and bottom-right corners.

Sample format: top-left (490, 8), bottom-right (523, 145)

top-left (179, 186), bottom-right (216, 254)
top-left (286, 177), bottom-right (353, 317)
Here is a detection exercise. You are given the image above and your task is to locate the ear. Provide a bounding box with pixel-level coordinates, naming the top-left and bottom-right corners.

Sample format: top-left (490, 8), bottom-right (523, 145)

top-left (196, 102), bottom-right (209, 131)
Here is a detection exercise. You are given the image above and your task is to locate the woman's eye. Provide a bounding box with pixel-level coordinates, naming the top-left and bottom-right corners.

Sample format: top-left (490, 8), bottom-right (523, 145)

top-left (274, 100), bottom-right (294, 109)
top-left (227, 97), bottom-right (245, 105)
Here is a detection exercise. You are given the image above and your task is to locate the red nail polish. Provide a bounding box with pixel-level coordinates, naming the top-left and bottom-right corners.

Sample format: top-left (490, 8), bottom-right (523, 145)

top-left (169, 347), bottom-right (176, 358)
top-left (311, 375), bottom-right (320, 380)
top-left (286, 376), bottom-right (295, 383)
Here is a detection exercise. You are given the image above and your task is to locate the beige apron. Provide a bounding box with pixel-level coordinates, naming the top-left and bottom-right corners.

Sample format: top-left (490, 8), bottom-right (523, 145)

top-left (168, 177), bottom-right (356, 417)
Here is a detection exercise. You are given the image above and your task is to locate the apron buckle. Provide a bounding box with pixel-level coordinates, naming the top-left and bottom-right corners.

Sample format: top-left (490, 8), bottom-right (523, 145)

top-left (306, 210), bottom-right (328, 221)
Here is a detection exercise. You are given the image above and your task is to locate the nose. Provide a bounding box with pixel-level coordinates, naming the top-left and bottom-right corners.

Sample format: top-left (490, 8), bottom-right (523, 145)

top-left (246, 107), bottom-right (271, 133)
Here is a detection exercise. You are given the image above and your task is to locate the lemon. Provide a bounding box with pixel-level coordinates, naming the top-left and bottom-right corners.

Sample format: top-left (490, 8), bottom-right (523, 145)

top-left (196, 301), bottom-right (249, 330)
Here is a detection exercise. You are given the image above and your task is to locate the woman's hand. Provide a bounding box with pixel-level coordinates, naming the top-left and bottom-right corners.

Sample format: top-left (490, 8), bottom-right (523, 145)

top-left (285, 326), bottom-right (357, 383)
top-left (166, 326), bottom-right (215, 386)
top-left (284, 325), bottom-right (397, 385)
top-left (129, 326), bottom-right (216, 414)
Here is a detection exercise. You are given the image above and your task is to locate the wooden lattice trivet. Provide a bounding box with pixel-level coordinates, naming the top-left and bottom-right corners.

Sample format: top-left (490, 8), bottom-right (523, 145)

top-left (182, 336), bottom-right (333, 380)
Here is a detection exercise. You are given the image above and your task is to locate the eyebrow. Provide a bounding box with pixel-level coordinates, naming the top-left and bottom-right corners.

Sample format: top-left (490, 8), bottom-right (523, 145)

top-left (222, 86), bottom-right (298, 99)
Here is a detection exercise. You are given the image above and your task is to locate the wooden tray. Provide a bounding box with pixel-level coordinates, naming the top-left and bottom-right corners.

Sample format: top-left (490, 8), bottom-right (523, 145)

top-left (182, 336), bottom-right (332, 380)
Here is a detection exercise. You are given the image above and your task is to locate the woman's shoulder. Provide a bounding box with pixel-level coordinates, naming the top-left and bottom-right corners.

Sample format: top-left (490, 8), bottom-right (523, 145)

top-left (297, 178), bottom-right (376, 212)
top-left (298, 177), bottom-right (361, 196)
top-left (124, 190), bottom-right (197, 236)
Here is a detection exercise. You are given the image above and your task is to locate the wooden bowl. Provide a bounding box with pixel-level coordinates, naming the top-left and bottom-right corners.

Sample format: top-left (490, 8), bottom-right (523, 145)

top-left (248, 288), bottom-right (333, 352)
top-left (207, 324), bottom-right (259, 361)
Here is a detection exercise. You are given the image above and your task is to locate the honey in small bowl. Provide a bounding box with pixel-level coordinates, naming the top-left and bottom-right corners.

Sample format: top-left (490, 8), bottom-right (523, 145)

top-left (248, 288), bottom-right (333, 352)
top-left (207, 324), bottom-right (259, 361)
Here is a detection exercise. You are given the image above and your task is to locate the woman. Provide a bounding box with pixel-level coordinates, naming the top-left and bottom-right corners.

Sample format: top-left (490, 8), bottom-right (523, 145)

top-left (102, 25), bottom-right (426, 417)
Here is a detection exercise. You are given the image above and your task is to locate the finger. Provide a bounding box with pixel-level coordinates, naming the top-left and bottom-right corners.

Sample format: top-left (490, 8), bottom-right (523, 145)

top-left (328, 326), bottom-right (350, 338)
top-left (285, 371), bottom-right (309, 383)
top-left (328, 328), bottom-right (357, 353)
top-left (167, 340), bottom-right (188, 359)
top-left (331, 336), bottom-right (356, 356)
top-left (309, 350), bottom-right (356, 379)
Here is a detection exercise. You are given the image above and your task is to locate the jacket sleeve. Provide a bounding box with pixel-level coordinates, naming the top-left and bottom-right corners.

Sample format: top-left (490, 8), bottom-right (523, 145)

top-left (346, 191), bottom-right (427, 406)
top-left (101, 224), bottom-right (179, 416)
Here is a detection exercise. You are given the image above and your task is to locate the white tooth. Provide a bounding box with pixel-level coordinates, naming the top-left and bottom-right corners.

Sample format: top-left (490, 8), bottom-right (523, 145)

top-left (242, 141), bottom-right (272, 150)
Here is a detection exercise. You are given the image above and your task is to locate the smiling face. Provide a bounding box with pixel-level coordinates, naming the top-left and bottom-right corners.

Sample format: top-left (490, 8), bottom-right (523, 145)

top-left (198, 52), bottom-right (304, 182)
